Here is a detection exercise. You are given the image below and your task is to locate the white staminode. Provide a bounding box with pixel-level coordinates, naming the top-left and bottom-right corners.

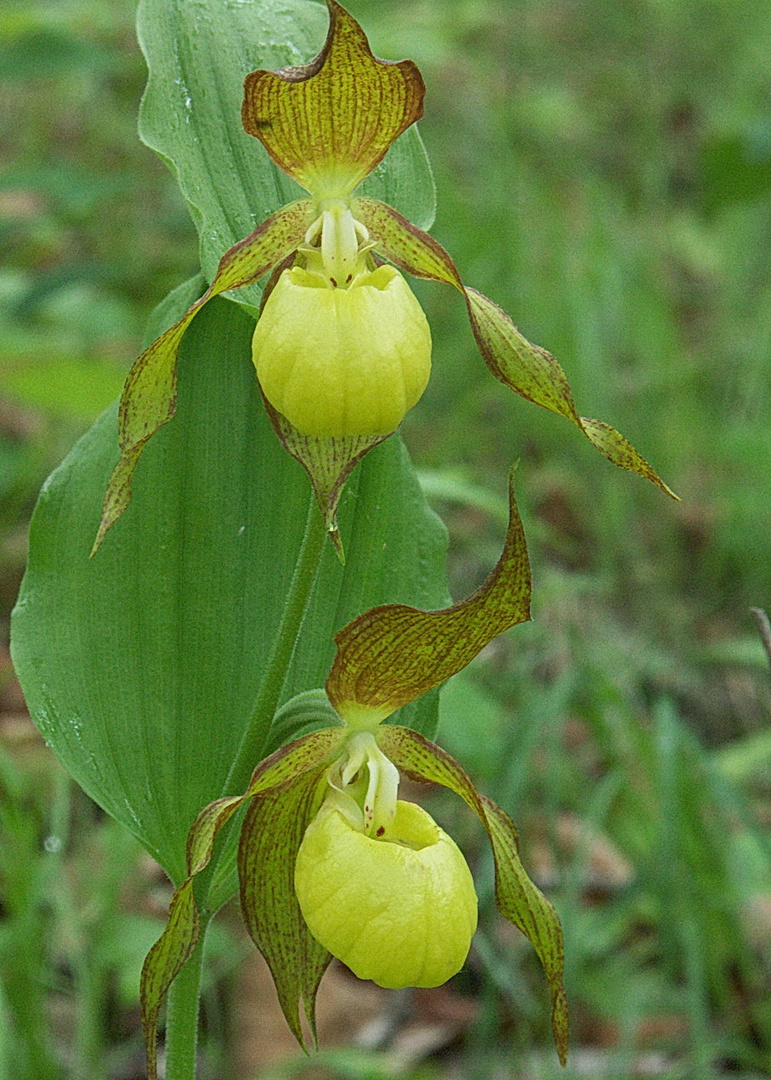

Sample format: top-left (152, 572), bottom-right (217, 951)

top-left (325, 729), bottom-right (399, 835)
top-left (302, 200), bottom-right (373, 287)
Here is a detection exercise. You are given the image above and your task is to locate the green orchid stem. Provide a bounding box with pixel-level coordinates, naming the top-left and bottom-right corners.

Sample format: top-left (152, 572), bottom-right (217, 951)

top-left (165, 922), bottom-right (209, 1080)
top-left (163, 500), bottom-right (326, 1079)
top-left (224, 496), bottom-right (327, 798)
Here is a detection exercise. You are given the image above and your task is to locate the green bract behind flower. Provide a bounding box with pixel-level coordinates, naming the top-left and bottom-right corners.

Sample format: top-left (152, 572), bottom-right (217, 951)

top-left (295, 798), bottom-right (477, 988)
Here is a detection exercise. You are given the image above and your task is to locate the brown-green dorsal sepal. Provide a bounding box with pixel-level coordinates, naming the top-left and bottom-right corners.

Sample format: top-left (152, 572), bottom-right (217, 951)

top-left (93, 198), bottom-right (313, 552)
top-left (325, 472), bottom-right (530, 726)
top-left (378, 725), bottom-right (569, 1066)
top-left (242, 0), bottom-right (425, 199)
top-left (354, 197), bottom-right (678, 501)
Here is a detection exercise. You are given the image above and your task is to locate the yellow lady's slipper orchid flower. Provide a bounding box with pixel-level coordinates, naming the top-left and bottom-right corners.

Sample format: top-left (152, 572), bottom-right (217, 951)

top-left (94, 0), bottom-right (673, 553)
top-left (294, 730), bottom-right (477, 988)
top-left (252, 203), bottom-right (431, 437)
top-left (139, 477), bottom-right (569, 1080)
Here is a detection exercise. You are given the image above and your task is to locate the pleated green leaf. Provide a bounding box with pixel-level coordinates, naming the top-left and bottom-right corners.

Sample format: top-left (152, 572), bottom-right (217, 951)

top-left (379, 725), bottom-right (569, 1066)
top-left (137, 0), bottom-right (436, 310)
top-left (260, 689), bottom-right (342, 757)
top-left (11, 286), bottom-right (448, 885)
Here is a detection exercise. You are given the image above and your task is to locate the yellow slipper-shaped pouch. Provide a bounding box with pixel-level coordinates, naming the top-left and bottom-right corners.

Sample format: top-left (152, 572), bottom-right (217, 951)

top-left (295, 798), bottom-right (478, 988)
top-left (252, 263), bottom-right (431, 438)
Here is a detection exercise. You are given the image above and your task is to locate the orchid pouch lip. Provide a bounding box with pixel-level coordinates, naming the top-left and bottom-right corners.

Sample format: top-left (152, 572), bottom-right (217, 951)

top-left (252, 258), bottom-right (431, 438)
top-left (295, 798), bottom-right (477, 988)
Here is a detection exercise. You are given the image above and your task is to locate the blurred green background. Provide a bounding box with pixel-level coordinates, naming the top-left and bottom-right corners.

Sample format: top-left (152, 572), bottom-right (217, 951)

top-left (1, 0), bottom-right (770, 1077)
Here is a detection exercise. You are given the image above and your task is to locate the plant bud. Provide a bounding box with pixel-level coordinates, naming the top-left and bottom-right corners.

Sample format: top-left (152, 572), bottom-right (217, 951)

top-left (295, 799), bottom-right (477, 988)
top-left (252, 264), bottom-right (431, 437)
